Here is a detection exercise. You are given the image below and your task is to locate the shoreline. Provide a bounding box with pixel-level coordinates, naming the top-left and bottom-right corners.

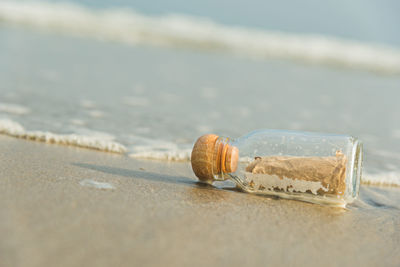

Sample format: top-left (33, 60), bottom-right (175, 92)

top-left (1, 135), bottom-right (399, 266)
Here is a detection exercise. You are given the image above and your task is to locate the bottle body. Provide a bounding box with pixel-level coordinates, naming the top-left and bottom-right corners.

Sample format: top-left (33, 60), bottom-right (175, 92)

top-left (213, 130), bottom-right (363, 207)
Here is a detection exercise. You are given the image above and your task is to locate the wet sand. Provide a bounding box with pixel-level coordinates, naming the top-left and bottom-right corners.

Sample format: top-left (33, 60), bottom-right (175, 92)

top-left (0, 135), bottom-right (399, 267)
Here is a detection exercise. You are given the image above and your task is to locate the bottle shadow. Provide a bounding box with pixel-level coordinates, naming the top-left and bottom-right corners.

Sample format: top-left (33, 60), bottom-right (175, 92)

top-left (71, 163), bottom-right (351, 211)
top-left (72, 162), bottom-right (223, 192)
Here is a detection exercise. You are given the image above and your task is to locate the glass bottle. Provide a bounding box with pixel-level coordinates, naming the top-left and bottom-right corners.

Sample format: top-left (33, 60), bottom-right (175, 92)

top-left (191, 130), bottom-right (363, 207)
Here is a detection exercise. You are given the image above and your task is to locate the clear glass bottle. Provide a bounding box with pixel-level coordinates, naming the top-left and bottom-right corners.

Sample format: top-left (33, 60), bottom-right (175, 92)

top-left (191, 130), bottom-right (363, 207)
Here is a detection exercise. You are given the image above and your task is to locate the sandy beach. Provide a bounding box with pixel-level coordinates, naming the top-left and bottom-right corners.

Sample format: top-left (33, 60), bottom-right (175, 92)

top-left (1, 2), bottom-right (400, 266)
top-left (1, 135), bottom-right (399, 267)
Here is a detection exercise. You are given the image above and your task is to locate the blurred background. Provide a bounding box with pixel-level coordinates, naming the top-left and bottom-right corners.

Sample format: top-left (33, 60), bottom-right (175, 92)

top-left (0, 0), bottom-right (399, 185)
top-left (45, 0), bottom-right (400, 46)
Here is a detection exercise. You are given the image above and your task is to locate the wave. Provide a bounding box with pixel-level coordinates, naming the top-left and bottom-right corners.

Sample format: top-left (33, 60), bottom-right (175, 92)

top-left (0, 102), bottom-right (31, 115)
top-left (129, 147), bottom-right (191, 161)
top-left (362, 172), bottom-right (400, 187)
top-left (1, 118), bottom-right (399, 187)
top-left (128, 137), bottom-right (192, 161)
top-left (0, 118), bottom-right (127, 153)
top-left (1, 0), bottom-right (400, 74)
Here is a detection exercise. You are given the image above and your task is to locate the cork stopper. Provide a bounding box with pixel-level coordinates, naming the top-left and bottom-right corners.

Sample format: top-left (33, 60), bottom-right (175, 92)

top-left (191, 134), bottom-right (239, 183)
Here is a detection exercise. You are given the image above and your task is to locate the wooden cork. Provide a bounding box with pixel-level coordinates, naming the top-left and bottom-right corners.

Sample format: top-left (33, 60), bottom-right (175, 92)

top-left (191, 134), bottom-right (239, 183)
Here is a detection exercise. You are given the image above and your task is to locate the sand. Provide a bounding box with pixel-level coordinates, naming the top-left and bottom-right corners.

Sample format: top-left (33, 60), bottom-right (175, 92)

top-left (0, 135), bottom-right (399, 267)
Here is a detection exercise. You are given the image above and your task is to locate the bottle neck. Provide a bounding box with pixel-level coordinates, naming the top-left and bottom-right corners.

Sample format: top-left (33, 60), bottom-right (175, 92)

top-left (212, 136), bottom-right (239, 181)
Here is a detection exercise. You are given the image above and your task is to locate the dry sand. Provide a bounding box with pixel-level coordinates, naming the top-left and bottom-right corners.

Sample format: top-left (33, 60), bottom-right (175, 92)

top-left (0, 135), bottom-right (399, 267)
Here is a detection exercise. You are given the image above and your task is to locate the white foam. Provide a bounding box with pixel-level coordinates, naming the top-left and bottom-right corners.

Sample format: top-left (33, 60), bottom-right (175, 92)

top-left (0, 103), bottom-right (31, 115)
top-left (0, 118), bottom-right (126, 153)
top-left (0, 118), bottom-right (25, 135)
top-left (129, 148), bottom-right (191, 161)
top-left (70, 128), bottom-right (118, 141)
top-left (79, 179), bottom-right (114, 189)
top-left (1, 1), bottom-right (400, 74)
top-left (88, 110), bottom-right (104, 118)
top-left (128, 138), bottom-right (191, 161)
top-left (362, 172), bottom-right (400, 187)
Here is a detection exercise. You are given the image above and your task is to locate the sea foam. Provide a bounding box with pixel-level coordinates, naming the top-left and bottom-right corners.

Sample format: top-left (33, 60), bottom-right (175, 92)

top-left (0, 103), bottom-right (31, 115)
top-left (1, 1), bottom-right (400, 74)
top-left (1, 119), bottom-right (399, 186)
top-left (362, 172), bottom-right (400, 187)
top-left (128, 139), bottom-right (192, 161)
top-left (79, 179), bottom-right (115, 190)
top-left (0, 118), bottom-right (126, 153)
top-left (129, 148), bottom-right (191, 161)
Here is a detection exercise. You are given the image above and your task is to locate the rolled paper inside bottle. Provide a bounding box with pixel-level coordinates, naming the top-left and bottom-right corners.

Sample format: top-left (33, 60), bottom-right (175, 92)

top-left (245, 151), bottom-right (347, 196)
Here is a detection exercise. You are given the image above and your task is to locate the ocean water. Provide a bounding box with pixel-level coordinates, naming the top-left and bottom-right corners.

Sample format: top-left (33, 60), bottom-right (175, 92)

top-left (0, 1), bottom-right (400, 187)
